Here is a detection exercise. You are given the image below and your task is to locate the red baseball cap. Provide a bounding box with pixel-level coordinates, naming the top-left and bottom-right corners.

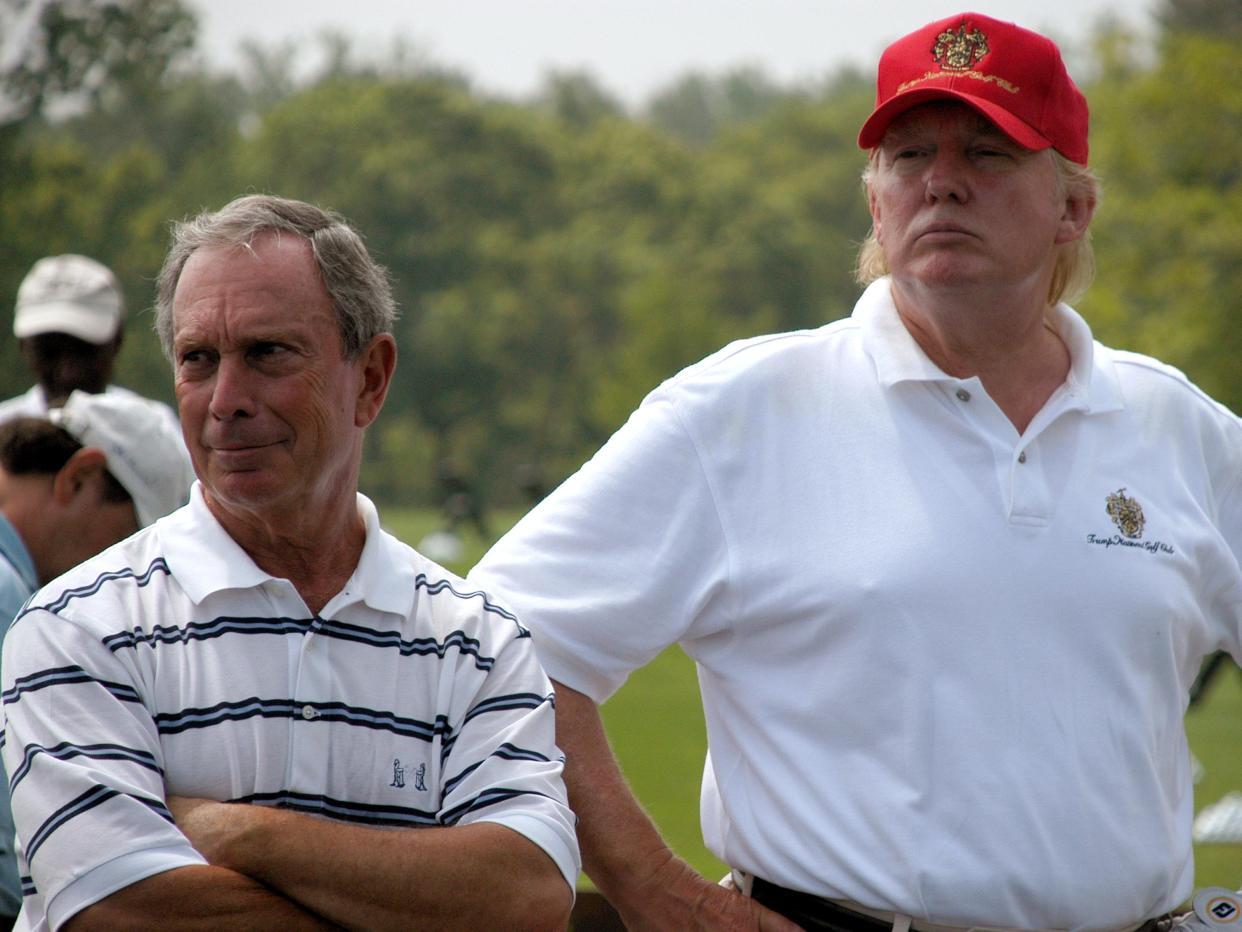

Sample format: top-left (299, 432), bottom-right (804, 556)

top-left (857, 12), bottom-right (1089, 164)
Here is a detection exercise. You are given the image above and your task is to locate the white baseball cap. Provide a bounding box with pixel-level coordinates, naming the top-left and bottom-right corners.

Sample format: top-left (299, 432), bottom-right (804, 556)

top-left (49, 391), bottom-right (194, 527)
top-left (14, 254), bottom-right (125, 344)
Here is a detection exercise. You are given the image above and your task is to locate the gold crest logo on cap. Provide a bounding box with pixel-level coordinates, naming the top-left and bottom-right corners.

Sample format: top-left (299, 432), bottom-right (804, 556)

top-left (1106, 488), bottom-right (1145, 540)
top-left (933, 25), bottom-right (989, 71)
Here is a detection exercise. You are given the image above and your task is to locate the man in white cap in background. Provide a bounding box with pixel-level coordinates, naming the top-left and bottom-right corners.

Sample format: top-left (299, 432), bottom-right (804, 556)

top-left (0, 255), bottom-right (179, 434)
top-left (0, 390), bottom-right (193, 931)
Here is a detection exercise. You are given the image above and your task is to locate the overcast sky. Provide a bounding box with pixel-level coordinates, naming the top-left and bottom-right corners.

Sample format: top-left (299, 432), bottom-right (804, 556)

top-left (189, 0), bottom-right (1157, 107)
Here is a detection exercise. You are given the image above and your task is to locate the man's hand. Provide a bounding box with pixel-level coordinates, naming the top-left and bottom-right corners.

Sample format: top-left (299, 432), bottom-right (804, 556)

top-left (639, 855), bottom-right (803, 932)
top-left (553, 682), bottom-right (800, 931)
top-left (169, 795), bottom-right (571, 931)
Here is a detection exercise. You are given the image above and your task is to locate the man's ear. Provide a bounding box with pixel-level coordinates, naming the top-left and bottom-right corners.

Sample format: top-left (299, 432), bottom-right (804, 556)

top-left (51, 448), bottom-right (110, 506)
top-left (354, 334), bottom-right (397, 430)
top-left (1055, 188), bottom-right (1096, 246)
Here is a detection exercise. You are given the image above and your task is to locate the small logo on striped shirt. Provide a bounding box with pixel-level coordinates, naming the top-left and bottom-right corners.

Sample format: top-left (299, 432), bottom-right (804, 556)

top-left (390, 759), bottom-right (427, 791)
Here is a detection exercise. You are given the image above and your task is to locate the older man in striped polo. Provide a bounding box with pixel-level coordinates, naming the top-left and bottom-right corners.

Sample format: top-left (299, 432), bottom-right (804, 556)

top-left (1, 195), bottom-right (578, 932)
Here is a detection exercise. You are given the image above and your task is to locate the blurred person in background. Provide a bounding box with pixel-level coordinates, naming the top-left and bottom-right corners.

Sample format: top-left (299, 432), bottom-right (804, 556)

top-left (472, 12), bottom-right (1242, 931)
top-left (0, 390), bottom-right (193, 932)
top-left (0, 254), bottom-right (179, 434)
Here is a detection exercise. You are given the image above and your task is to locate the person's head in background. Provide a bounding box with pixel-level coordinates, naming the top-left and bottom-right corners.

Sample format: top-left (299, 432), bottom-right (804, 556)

top-left (0, 391), bottom-right (193, 584)
top-left (13, 255), bottom-right (126, 405)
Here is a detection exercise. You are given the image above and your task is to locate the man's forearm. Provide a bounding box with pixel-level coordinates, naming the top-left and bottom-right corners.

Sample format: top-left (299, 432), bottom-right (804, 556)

top-left (553, 680), bottom-right (683, 902)
top-left (552, 680), bottom-right (800, 931)
top-left (170, 798), bottom-right (570, 931)
top-left (63, 864), bottom-right (336, 931)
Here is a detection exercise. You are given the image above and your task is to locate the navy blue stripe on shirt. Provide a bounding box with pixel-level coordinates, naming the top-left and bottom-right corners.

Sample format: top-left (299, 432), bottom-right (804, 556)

top-left (36, 559), bottom-right (172, 617)
top-left (155, 698), bottom-right (452, 743)
top-left (462, 692), bottom-right (553, 726)
top-left (434, 692), bottom-right (550, 764)
top-left (26, 785), bottom-right (171, 863)
top-left (2, 666), bottom-right (143, 705)
top-left (436, 693), bottom-right (551, 766)
top-left (8, 742), bottom-right (163, 789)
top-left (104, 616), bottom-right (500, 672)
top-left (20, 875), bottom-right (34, 898)
top-left (492, 742), bottom-right (554, 763)
top-left (314, 619), bottom-right (497, 670)
top-left (237, 790), bottom-right (440, 827)
top-left (103, 617), bottom-right (315, 651)
top-left (414, 575), bottom-right (530, 637)
top-left (442, 742), bottom-right (554, 796)
top-left (440, 787), bottom-right (557, 825)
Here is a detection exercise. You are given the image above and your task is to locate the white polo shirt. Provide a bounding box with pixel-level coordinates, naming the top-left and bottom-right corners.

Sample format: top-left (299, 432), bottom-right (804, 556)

top-left (2, 487), bottom-right (579, 932)
top-left (471, 278), bottom-right (1242, 930)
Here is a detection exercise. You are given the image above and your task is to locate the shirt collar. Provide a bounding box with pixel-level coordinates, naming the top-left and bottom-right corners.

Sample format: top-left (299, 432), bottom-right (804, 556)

top-left (855, 277), bottom-right (1124, 415)
top-left (159, 483), bottom-right (417, 620)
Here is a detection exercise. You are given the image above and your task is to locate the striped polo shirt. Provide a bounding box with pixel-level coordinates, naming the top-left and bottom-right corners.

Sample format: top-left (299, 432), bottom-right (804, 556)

top-left (1, 486), bottom-right (579, 931)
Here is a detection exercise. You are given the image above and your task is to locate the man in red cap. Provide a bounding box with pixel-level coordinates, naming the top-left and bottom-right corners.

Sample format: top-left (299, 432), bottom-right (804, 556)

top-left (472, 12), bottom-right (1242, 931)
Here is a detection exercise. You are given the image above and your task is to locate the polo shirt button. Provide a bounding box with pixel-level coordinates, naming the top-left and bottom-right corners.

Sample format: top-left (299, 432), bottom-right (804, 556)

top-left (955, 388), bottom-right (971, 402)
top-left (301, 704), bottom-right (318, 720)
top-left (1018, 451), bottom-right (1027, 464)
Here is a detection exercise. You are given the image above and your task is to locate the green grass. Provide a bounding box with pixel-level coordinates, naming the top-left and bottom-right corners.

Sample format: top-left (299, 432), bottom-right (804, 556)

top-left (383, 505), bottom-right (1242, 891)
top-left (1186, 669), bottom-right (1242, 888)
top-left (378, 505), bottom-right (526, 578)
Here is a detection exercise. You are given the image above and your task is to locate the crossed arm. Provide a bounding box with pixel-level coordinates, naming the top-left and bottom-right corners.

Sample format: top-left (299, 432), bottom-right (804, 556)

top-left (66, 803), bottom-right (571, 932)
top-left (17, 612), bottom-right (575, 931)
top-left (62, 862), bottom-right (335, 931)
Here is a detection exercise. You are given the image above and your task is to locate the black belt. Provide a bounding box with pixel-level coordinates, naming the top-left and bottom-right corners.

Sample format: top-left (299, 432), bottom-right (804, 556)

top-left (750, 879), bottom-right (898, 932)
top-left (749, 878), bottom-right (1174, 932)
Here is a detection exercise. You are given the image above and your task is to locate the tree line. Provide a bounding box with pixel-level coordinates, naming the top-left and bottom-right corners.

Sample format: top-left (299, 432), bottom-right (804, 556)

top-left (1, 0), bottom-right (1238, 510)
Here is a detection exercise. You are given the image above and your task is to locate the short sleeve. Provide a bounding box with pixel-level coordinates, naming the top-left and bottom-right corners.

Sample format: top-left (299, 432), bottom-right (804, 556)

top-left (470, 389), bottom-right (730, 702)
top-left (1, 606), bottom-right (205, 928)
top-left (436, 620), bottom-right (579, 888)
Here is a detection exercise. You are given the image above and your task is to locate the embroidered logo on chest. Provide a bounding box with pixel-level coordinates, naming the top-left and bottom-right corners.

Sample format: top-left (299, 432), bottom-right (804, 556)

top-left (1086, 487), bottom-right (1175, 555)
top-left (1105, 487), bottom-right (1145, 539)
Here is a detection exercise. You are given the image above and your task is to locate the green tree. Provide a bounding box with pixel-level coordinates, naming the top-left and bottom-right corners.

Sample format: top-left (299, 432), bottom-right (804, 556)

top-left (0, 0), bottom-right (196, 126)
top-left (1156, 0), bottom-right (1242, 37)
top-left (533, 69), bottom-right (625, 128)
top-left (0, 0), bottom-right (206, 407)
top-left (235, 73), bottom-right (567, 501)
top-left (1086, 29), bottom-right (1242, 408)
top-left (646, 66), bottom-right (807, 146)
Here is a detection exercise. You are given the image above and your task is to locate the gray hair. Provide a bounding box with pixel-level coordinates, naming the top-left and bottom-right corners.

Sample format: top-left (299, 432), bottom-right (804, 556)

top-left (854, 150), bottom-right (1100, 307)
top-left (155, 194), bottom-right (397, 360)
